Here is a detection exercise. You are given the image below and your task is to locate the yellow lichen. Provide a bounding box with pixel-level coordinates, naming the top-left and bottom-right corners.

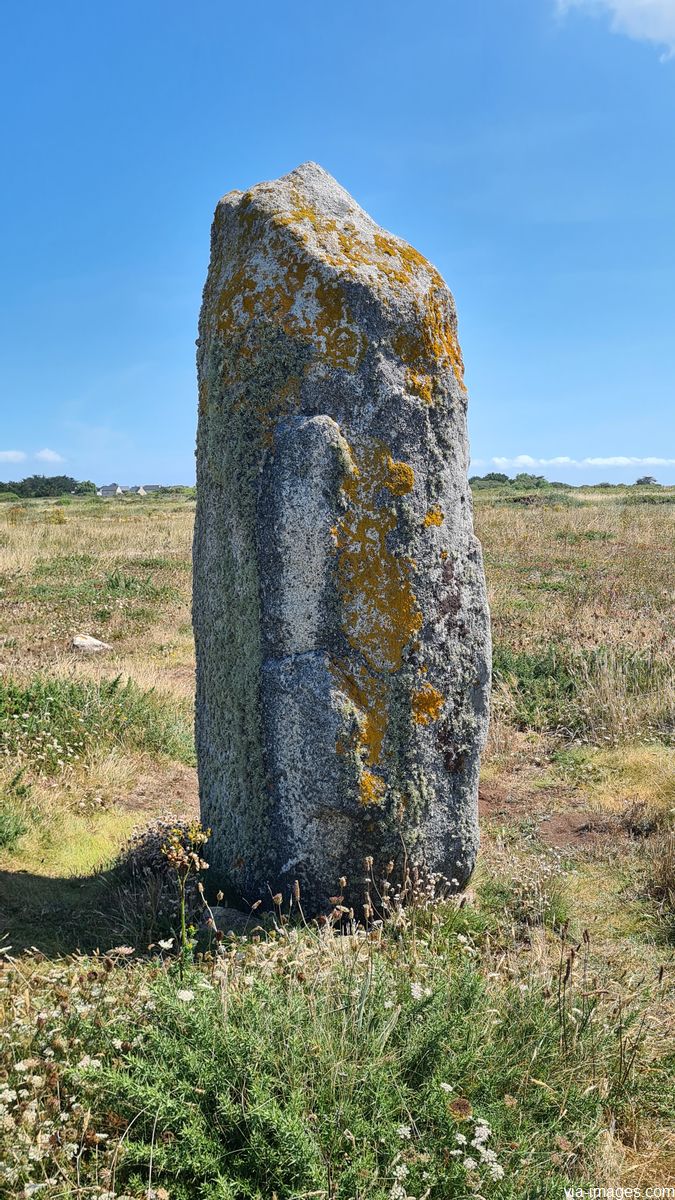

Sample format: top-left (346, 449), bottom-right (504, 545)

top-left (384, 455), bottom-right (415, 496)
top-left (391, 287), bottom-right (465, 393)
top-left (406, 370), bottom-right (434, 405)
top-left (423, 505), bottom-right (444, 527)
top-left (412, 684), bottom-right (444, 725)
top-left (359, 769), bottom-right (386, 806)
top-left (332, 441), bottom-right (422, 776)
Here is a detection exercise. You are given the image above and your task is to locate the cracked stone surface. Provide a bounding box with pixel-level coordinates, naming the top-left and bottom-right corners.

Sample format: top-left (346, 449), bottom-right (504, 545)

top-left (193, 161), bottom-right (491, 913)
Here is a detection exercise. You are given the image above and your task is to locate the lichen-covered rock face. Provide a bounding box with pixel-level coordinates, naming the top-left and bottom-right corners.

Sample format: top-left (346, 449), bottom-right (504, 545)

top-left (193, 161), bottom-right (491, 914)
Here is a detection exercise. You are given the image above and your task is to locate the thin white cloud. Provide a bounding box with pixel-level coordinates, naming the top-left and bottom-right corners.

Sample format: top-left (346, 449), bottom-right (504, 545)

top-left (558, 0), bottom-right (675, 57)
top-left (35, 448), bottom-right (65, 463)
top-left (0, 450), bottom-right (27, 463)
top-left (492, 454), bottom-right (675, 468)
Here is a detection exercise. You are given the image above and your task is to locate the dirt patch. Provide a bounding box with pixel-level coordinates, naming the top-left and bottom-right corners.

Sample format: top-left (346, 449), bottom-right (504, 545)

top-left (536, 810), bottom-right (609, 849)
top-left (480, 783), bottom-right (612, 850)
top-left (119, 763), bottom-right (199, 820)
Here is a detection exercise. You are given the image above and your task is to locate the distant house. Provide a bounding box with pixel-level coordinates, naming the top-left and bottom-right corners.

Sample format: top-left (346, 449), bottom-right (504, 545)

top-left (96, 482), bottom-right (163, 497)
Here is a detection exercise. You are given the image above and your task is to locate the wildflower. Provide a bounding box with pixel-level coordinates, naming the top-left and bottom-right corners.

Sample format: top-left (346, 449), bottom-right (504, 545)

top-left (158, 938), bottom-right (174, 950)
top-left (455, 1133), bottom-right (467, 1145)
top-left (410, 981), bottom-right (423, 1000)
top-left (77, 1055), bottom-right (102, 1070)
top-left (397, 1124), bottom-right (412, 1140)
top-left (176, 989), bottom-right (195, 1003)
top-left (440, 1081), bottom-right (453, 1093)
top-left (462, 1157), bottom-right (478, 1171)
top-left (490, 1164), bottom-right (505, 1180)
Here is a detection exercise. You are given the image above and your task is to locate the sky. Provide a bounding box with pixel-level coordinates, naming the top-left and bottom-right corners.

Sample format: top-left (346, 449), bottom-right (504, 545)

top-left (1, 0), bottom-right (674, 486)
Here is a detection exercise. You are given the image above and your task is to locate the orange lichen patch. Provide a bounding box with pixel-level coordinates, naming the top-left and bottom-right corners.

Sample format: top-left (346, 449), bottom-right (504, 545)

top-left (333, 657), bottom-right (389, 767)
top-left (214, 200), bottom-right (366, 381)
top-left (309, 279), bottom-right (366, 369)
top-left (383, 455), bottom-right (415, 496)
top-left (391, 289), bottom-right (465, 392)
top-left (277, 190), bottom-right (455, 330)
top-left (359, 769), bottom-right (386, 806)
top-left (332, 440), bottom-right (422, 775)
top-left (424, 505), bottom-right (444, 528)
top-left (337, 442), bottom-right (419, 676)
top-left (440, 549), bottom-right (449, 561)
top-left (406, 369), bottom-right (434, 405)
top-left (412, 684), bottom-right (444, 725)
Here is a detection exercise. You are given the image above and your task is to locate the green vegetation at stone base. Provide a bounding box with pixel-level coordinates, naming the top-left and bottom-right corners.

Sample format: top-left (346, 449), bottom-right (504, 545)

top-left (0, 674), bottom-right (195, 775)
top-left (2, 896), bottom-right (669, 1200)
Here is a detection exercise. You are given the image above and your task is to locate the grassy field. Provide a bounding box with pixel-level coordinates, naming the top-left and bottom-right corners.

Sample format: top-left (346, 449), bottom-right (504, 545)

top-left (0, 487), bottom-right (673, 1198)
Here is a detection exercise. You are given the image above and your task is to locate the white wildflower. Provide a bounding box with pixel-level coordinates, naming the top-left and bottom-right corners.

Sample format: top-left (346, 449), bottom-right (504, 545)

top-left (176, 989), bottom-right (195, 1003)
top-left (397, 1124), bottom-right (412, 1140)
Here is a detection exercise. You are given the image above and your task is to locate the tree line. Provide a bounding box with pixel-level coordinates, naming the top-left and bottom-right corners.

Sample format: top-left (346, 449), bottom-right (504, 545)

top-left (0, 475), bottom-right (96, 498)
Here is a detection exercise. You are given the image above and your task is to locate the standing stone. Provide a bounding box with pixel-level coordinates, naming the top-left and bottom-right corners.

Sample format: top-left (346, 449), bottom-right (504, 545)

top-left (193, 162), bottom-right (490, 914)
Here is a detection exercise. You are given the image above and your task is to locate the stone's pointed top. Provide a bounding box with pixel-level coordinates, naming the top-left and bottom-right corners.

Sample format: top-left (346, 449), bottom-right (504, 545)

top-left (219, 159), bottom-right (370, 233)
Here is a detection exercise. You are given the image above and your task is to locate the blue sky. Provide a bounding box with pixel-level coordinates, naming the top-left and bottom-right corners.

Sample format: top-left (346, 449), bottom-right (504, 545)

top-left (1, 0), bottom-right (674, 485)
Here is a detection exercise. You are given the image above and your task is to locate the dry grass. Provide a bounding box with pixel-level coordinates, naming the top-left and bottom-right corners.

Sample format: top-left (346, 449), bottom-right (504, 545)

top-left (476, 495), bottom-right (674, 659)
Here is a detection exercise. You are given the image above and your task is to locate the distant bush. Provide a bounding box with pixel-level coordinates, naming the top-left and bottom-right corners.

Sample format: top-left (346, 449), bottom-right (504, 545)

top-left (0, 491), bottom-right (20, 503)
top-left (623, 493), bottom-right (675, 505)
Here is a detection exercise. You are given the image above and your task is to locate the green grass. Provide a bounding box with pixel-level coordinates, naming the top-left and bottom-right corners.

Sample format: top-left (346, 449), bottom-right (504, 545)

top-left (0, 674), bottom-right (195, 775)
top-left (0, 772), bottom-right (29, 849)
top-left (493, 643), bottom-right (673, 742)
top-left (1, 900), bottom-right (668, 1199)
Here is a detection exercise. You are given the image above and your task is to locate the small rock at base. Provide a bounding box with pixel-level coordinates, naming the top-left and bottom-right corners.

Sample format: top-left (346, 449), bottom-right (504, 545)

top-left (72, 634), bottom-right (113, 653)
